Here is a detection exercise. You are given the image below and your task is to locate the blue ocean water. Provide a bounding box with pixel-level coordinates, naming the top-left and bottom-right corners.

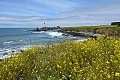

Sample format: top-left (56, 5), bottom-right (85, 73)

top-left (0, 28), bottom-right (87, 59)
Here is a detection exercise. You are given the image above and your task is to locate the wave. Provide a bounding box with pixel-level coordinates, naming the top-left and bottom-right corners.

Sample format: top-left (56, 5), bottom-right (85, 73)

top-left (46, 31), bottom-right (63, 37)
top-left (23, 30), bottom-right (27, 32)
top-left (0, 33), bottom-right (30, 38)
top-left (4, 41), bottom-right (14, 44)
top-left (0, 45), bottom-right (31, 59)
top-left (3, 40), bottom-right (23, 44)
top-left (32, 31), bottom-right (45, 34)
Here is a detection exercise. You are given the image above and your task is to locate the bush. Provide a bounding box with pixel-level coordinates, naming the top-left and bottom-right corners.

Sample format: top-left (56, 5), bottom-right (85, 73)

top-left (0, 36), bottom-right (120, 80)
top-left (111, 22), bottom-right (120, 27)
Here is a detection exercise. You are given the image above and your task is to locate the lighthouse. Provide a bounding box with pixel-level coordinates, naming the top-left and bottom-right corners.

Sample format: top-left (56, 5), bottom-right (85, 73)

top-left (44, 22), bottom-right (46, 28)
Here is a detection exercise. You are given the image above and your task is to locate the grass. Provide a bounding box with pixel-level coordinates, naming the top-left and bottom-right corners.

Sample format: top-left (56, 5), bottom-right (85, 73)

top-left (63, 25), bottom-right (117, 31)
top-left (62, 25), bottom-right (120, 36)
top-left (62, 25), bottom-right (117, 31)
top-left (112, 27), bottom-right (120, 32)
top-left (0, 36), bottom-right (120, 80)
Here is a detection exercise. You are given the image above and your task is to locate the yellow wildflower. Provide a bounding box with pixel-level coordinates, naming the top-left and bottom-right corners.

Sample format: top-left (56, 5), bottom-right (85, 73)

top-left (115, 72), bottom-right (120, 77)
top-left (75, 62), bottom-right (78, 65)
top-left (107, 74), bottom-right (111, 78)
top-left (69, 75), bottom-right (72, 77)
top-left (69, 62), bottom-right (72, 65)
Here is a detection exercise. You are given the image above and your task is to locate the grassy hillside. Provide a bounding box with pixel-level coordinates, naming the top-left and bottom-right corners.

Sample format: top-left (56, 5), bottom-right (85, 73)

top-left (0, 36), bottom-right (120, 80)
top-left (62, 25), bottom-right (120, 36)
top-left (62, 25), bottom-right (117, 31)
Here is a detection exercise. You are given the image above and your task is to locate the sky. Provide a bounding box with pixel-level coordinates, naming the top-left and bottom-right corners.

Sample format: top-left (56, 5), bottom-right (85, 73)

top-left (0, 0), bottom-right (120, 28)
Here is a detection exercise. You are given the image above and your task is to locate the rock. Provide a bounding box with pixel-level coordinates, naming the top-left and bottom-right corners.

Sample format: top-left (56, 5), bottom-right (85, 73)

top-left (12, 51), bottom-right (15, 52)
top-left (3, 52), bottom-right (8, 56)
top-left (62, 33), bottom-right (69, 36)
top-left (17, 76), bottom-right (23, 80)
top-left (54, 36), bottom-right (57, 38)
top-left (90, 34), bottom-right (101, 38)
top-left (0, 59), bottom-right (2, 62)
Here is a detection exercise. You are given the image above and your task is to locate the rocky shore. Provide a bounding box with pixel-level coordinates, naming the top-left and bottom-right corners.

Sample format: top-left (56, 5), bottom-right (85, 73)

top-left (29, 26), bottom-right (101, 38)
top-left (59, 30), bottom-right (100, 38)
top-left (28, 25), bottom-right (120, 38)
top-left (28, 26), bottom-right (61, 31)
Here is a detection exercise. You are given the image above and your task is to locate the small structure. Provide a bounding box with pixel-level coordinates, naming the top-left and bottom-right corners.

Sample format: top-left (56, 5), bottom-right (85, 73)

top-left (111, 22), bottom-right (120, 27)
top-left (44, 23), bottom-right (46, 28)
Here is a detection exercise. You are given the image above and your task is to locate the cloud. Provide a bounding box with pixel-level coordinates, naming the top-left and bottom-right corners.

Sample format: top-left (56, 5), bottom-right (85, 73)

top-left (53, 2), bottom-right (120, 24)
top-left (0, 0), bottom-right (120, 28)
top-left (33, 0), bottom-right (75, 9)
top-left (0, 0), bottom-right (77, 16)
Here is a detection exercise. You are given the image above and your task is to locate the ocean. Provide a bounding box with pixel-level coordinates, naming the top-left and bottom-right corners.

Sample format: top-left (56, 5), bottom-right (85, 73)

top-left (0, 28), bottom-right (87, 59)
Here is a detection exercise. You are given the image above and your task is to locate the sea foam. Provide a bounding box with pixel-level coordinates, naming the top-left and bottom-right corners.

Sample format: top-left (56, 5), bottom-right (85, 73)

top-left (32, 31), bottom-right (45, 34)
top-left (46, 31), bottom-right (63, 37)
top-left (4, 41), bottom-right (14, 44)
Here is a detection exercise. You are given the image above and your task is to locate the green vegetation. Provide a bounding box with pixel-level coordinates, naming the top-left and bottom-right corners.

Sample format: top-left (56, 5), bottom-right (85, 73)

top-left (111, 22), bottom-right (120, 26)
top-left (95, 28), bottom-right (120, 37)
top-left (35, 27), bottom-right (39, 31)
top-left (63, 25), bottom-right (117, 31)
top-left (62, 25), bottom-right (120, 36)
top-left (0, 36), bottom-right (120, 80)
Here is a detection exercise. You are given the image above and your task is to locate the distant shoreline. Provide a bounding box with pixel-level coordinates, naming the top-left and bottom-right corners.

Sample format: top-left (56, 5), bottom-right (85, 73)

top-left (29, 25), bottom-right (120, 38)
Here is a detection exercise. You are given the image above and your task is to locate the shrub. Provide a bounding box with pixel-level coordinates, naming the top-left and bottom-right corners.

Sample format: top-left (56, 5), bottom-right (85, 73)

top-left (111, 22), bottom-right (120, 27)
top-left (0, 36), bottom-right (120, 80)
